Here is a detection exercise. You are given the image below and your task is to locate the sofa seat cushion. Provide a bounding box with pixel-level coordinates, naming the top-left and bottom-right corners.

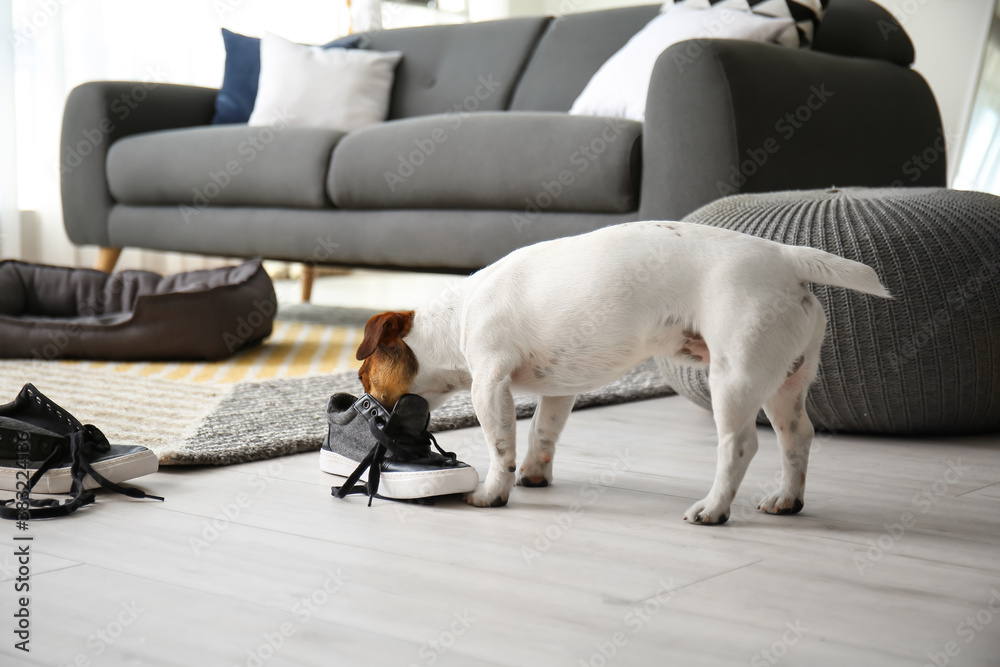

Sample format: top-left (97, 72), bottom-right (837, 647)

top-left (328, 112), bottom-right (643, 213)
top-left (107, 125), bottom-right (345, 210)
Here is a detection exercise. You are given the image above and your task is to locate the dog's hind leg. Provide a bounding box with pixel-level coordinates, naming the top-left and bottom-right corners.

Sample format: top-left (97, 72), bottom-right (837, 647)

top-left (685, 368), bottom-right (763, 525)
top-left (758, 339), bottom-right (822, 515)
top-left (518, 395), bottom-right (575, 487)
top-left (467, 375), bottom-right (518, 507)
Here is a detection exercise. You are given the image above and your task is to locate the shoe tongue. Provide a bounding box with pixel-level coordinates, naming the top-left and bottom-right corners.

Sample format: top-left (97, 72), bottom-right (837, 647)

top-left (384, 394), bottom-right (430, 435)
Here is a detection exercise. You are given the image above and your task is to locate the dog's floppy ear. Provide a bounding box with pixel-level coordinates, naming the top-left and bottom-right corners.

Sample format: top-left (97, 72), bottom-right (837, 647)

top-left (356, 311), bottom-right (414, 360)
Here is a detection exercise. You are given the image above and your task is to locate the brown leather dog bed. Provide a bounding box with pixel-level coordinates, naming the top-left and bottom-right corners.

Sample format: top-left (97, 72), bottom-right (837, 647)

top-left (0, 259), bottom-right (275, 361)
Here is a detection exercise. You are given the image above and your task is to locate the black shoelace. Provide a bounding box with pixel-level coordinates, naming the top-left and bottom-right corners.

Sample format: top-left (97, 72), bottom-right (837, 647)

top-left (0, 424), bottom-right (163, 520)
top-left (333, 417), bottom-right (458, 506)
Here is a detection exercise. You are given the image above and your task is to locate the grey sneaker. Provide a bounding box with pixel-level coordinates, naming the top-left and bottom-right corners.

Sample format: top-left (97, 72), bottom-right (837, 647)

top-left (322, 393), bottom-right (478, 503)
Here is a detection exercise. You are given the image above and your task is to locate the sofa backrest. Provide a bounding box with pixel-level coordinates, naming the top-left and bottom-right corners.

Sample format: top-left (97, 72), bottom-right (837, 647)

top-left (509, 5), bottom-right (661, 113)
top-left (510, 0), bottom-right (915, 113)
top-left (361, 0), bottom-right (914, 119)
top-left (361, 17), bottom-right (549, 120)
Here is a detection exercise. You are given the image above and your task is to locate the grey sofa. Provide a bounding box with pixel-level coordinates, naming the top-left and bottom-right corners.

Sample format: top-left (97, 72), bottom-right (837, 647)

top-left (60, 0), bottom-right (945, 274)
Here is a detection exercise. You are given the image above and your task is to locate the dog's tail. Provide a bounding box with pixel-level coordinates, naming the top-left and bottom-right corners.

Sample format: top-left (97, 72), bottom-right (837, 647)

top-left (782, 245), bottom-right (891, 298)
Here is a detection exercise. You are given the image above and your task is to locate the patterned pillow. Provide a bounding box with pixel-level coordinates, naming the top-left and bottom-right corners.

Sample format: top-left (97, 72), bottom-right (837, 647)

top-left (661, 0), bottom-right (829, 48)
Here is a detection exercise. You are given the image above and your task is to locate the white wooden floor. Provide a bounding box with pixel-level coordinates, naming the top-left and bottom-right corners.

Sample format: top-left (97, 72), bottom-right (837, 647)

top-left (3, 272), bottom-right (1000, 666)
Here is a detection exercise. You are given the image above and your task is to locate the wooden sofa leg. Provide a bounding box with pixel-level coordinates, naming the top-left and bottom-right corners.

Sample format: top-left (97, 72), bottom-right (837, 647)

top-left (301, 264), bottom-right (315, 303)
top-left (94, 247), bottom-right (122, 273)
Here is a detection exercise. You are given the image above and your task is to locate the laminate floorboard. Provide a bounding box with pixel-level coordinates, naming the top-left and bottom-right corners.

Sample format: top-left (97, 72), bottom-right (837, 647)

top-left (3, 395), bottom-right (999, 667)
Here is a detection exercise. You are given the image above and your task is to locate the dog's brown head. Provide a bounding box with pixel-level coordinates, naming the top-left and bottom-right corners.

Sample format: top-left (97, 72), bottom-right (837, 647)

top-left (357, 311), bottom-right (418, 409)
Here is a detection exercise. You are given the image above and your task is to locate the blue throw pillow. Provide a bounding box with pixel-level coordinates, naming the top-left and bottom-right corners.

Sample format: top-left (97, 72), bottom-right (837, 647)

top-left (212, 30), bottom-right (362, 125)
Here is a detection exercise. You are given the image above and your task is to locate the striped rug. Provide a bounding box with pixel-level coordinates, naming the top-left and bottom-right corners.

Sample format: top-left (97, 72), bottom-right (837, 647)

top-left (50, 305), bottom-right (368, 385)
top-left (0, 305), bottom-right (675, 466)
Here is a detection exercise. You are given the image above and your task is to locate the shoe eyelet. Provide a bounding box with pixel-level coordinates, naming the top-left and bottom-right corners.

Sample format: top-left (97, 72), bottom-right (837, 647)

top-left (26, 389), bottom-right (33, 397)
top-left (35, 397), bottom-right (42, 404)
top-left (374, 417), bottom-right (386, 428)
top-left (362, 400), bottom-right (371, 409)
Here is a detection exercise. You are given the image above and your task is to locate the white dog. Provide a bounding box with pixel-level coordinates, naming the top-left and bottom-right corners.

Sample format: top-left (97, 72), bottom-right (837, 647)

top-left (356, 221), bottom-right (889, 524)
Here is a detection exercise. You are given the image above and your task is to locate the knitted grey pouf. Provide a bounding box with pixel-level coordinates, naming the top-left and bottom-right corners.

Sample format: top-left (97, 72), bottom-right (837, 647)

top-left (661, 188), bottom-right (1000, 435)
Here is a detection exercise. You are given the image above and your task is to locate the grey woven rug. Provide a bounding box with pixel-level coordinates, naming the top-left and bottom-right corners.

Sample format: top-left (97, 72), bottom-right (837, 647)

top-left (0, 305), bottom-right (674, 465)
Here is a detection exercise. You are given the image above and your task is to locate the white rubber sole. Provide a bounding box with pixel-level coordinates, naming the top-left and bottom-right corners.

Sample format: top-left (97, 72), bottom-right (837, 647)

top-left (320, 449), bottom-right (479, 499)
top-left (0, 449), bottom-right (159, 494)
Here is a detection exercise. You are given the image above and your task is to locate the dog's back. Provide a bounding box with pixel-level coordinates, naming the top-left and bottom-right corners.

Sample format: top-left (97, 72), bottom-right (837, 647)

top-left (468, 220), bottom-right (887, 314)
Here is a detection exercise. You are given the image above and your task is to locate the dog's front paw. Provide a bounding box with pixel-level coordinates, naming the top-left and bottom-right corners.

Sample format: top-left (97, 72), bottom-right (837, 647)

top-left (466, 484), bottom-right (509, 507)
top-left (516, 456), bottom-right (553, 488)
top-left (684, 498), bottom-right (731, 526)
top-left (466, 472), bottom-right (514, 507)
top-left (758, 492), bottom-right (804, 515)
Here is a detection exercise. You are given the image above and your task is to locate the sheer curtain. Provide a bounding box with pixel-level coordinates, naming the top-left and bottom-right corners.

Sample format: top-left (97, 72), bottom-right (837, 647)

top-left (9, 0), bottom-right (350, 271)
top-left (1, 4), bottom-right (18, 260)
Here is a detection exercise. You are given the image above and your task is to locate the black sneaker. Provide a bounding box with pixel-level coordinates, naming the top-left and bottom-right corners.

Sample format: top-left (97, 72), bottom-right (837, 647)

top-left (0, 384), bottom-right (162, 519)
top-left (322, 393), bottom-right (478, 504)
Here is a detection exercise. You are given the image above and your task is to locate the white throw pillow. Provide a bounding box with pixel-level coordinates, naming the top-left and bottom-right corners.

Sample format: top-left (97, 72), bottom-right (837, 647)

top-left (248, 32), bottom-right (402, 132)
top-left (569, 5), bottom-right (793, 122)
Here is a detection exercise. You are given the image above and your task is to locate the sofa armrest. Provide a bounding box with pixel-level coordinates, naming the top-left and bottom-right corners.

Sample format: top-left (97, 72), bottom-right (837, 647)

top-left (639, 40), bottom-right (945, 221)
top-left (60, 81), bottom-right (219, 247)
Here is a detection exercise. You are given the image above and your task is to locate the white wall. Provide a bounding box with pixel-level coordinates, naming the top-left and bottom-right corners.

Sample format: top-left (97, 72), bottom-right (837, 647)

top-left (494, 0), bottom-right (995, 185)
